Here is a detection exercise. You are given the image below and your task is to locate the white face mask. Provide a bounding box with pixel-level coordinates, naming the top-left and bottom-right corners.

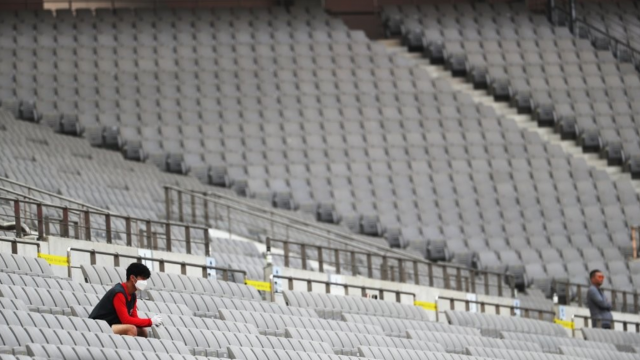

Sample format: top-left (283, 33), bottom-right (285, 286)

top-left (135, 279), bottom-right (148, 291)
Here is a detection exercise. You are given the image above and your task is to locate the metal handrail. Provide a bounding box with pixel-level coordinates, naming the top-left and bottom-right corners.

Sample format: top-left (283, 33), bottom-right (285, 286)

top-left (437, 296), bottom-right (556, 322)
top-left (3, 196), bottom-right (211, 255)
top-left (165, 185), bottom-right (430, 262)
top-left (267, 237), bottom-right (516, 297)
top-left (551, 0), bottom-right (640, 59)
top-left (67, 247), bottom-right (246, 282)
top-left (552, 279), bottom-right (640, 314)
top-left (0, 0), bottom-right (276, 11)
top-left (0, 176), bottom-right (110, 214)
top-left (573, 314), bottom-right (640, 335)
top-left (0, 236), bottom-right (41, 254)
top-left (273, 274), bottom-right (415, 303)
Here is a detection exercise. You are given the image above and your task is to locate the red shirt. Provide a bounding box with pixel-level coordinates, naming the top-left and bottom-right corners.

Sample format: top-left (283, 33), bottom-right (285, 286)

top-left (112, 282), bottom-right (152, 327)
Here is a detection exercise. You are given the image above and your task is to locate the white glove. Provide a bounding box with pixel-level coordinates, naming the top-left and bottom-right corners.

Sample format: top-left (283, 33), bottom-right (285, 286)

top-left (151, 315), bottom-right (163, 326)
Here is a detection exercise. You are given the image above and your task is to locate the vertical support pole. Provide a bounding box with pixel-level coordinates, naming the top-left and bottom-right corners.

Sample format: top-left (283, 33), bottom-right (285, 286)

top-left (381, 256), bottom-right (388, 281)
top-left (335, 249), bottom-right (341, 275)
top-left (428, 263), bottom-right (434, 287)
top-left (317, 246), bottom-right (324, 273)
top-left (414, 261), bottom-right (419, 285)
top-left (178, 191), bottom-right (183, 223)
top-left (548, 0), bottom-right (555, 24)
top-left (498, 274), bottom-right (503, 297)
top-left (125, 217), bottom-right (132, 247)
top-left (300, 244), bottom-right (307, 270)
top-left (632, 226), bottom-right (637, 260)
top-left (484, 272), bottom-right (489, 295)
top-left (105, 214), bottom-right (112, 244)
top-left (204, 228), bottom-right (210, 257)
top-left (470, 271), bottom-right (476, 294)
top-left (185, 225), bottom-right (191, 254)
top-left (165, 187), bottom-right (172, 221)
top-left (165, 223), bottom-right (172, 252)
top-left (570, 0), bottom-right (576, 34)
top-left (351, 251), bottom-right (357, 276)
top-left (399, 259), bottom-right (405, 283)
top-left (61, 207), bottom-right (70, 238)
top-left (84, 211), bottom-right (91, 241)
top-left (284, 241), bottom-right (290, 267)
top-left (367, 253), bottom-right (373, 278)
top-left (36, 203), bottom-right (44, 240)
top-left (204, 197), bottom-right (209, 227)
top-left (191, 193), bottom-right (196, 224)
top-left (146, 220), bottom-right (152, 250)
top-left (455, 267), bottom-right (462, 291)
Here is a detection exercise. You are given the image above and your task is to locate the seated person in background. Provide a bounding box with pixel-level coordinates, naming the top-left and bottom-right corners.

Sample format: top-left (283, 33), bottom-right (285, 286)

top-left (89, 262), bottom-right (162, 337)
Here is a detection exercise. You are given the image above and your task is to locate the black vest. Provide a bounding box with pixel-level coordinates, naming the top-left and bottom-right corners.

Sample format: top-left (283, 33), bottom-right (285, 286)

top-left (89, 283), bottom-right (136, 326)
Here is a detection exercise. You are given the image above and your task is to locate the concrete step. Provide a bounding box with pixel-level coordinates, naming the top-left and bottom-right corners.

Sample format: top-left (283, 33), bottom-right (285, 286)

top-left (380, 40), bottom-right (638, 190)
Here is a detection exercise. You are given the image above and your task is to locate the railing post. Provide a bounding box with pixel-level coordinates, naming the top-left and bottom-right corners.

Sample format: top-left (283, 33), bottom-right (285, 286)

top-left (165, 187), bottom-right (172, 221)
top-left (634, 291), bottom-right (639, 313)
top-left (367, 253), bottom-right (373, 278)
top-left (300, 244), bottom-right (307, 270)
top-left (381, 256), bottom-right (388, 281)
top-left (178, 191), bottom-right (183, 223)
top-left (577, 284), bottom-right (583, 306)
top-left (443, 266), bottom-right (450, 289)
top-left (484, 272), bottom-right (489, 295)
top-left (498, 274), bottom-right (503, 297)
top-left (284, 241), bottom-right (290, 267)
top-left (165, 223), bottom-right (172, 252)
top-left (204, 228), bottom-right (210, 257)
top-left (428, 263), bottom-right (434, 287)
top-left (125, 217), bottom-right (132, 247)
top-left (399, 259), bottom-right (405, 283)
top-left (455, 267), bottom-right (462, 291)
top-left (569, 0), bottom-right (576, 34)
top-left (61, 207), bottom-right (70, 238)
top-left (36, 203), bottom-right (44, 240)
top-left (413, 261), bottom-right (419, 285)
top-left (317, 246), bottom-right (324, 273)
top-left (470, 271), bottom-right (476, 294)
top-left (146, 220), bottom-right (152, 249)
top-left (204, 197), bottom-right (210, 227)
top-left (104, 214), bottom-right (111, 244)
top-left (84, 211), bottom-right (91, 241)
top-left (632, 226), bottom-right (637, 260)
top-left (185, 225), bottom-right (191, 254)
top-left (335, 249), bottom-right (341, 274)
top-left (191, 193), bottom-right (196, 224)
top-left (351, 251), bottom-right (357, 276)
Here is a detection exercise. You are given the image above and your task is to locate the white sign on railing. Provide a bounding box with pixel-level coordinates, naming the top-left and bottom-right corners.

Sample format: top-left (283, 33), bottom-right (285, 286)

top-left (467, 293), bottom-right (477, 313)
top-left (206, 257), bottom-right (216, 279)
top-left (138, 249), bottom-right (153, 271)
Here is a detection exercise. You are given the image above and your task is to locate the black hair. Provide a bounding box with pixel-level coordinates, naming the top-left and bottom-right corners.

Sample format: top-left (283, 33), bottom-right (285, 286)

top-left (589, 269), bottom-right (602, 279)
top-left (126, 262), bottom-right (151, 281)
